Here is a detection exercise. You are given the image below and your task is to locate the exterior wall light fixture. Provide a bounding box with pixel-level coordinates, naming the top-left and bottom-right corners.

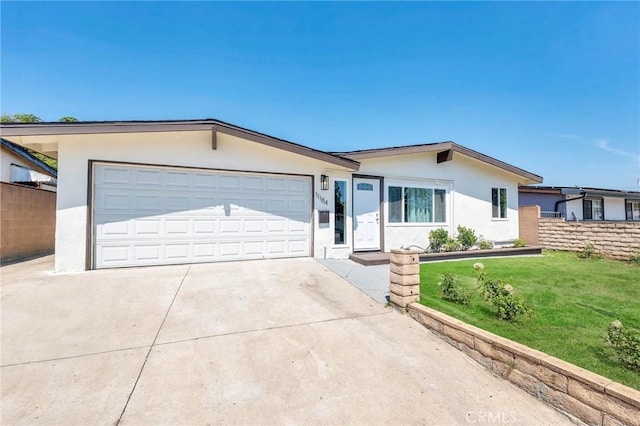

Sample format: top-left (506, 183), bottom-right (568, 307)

top-left (320, 174), bottom-right (329, 190)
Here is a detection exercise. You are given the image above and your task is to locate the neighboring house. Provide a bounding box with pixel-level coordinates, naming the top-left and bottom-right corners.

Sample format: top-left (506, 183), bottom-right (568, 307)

top-left (1, 138), bottom-right (58, 262)
top-left (0, 119), bottom-right (542, 272)
top-left (0, 138), bottom-right (57, 190)
top-left (519, 185), bottom-right (640, 221)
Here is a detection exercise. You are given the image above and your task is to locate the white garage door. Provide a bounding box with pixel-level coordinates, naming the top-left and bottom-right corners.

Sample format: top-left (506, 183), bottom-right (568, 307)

top-left (93, 163), bottom-right (312, 268)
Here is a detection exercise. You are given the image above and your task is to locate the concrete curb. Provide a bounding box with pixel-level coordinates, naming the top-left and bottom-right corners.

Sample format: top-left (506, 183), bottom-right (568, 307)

top-left (407, 303), bottom-right (640, 426)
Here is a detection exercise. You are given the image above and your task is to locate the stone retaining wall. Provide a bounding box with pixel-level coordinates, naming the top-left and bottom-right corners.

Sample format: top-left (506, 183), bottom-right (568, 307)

top-left (539, 218), bottom-right (640, 260)
top-left (407, 303), bottom-right (640, 426)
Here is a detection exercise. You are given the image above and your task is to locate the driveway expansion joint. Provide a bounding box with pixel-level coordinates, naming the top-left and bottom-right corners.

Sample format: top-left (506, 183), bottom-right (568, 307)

top-left (0, 345), bottom-right (152, 368)
top-left (115, 265), bottom-right (192, 426)
top-left (154, 310), bottom-right (392, 347)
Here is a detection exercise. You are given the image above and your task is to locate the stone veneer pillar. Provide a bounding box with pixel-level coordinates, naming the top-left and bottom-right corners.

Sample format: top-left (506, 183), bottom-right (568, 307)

top-left (389, 249), bottom-right (420, 307)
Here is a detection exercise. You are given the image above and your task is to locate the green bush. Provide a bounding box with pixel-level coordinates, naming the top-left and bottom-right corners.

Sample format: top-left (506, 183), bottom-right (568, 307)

top-left (513, 239), bottom-right (526, 248)
top-left (429, 228), bottom-right (449, 252)
top-left (456, 225), bottom-right (478, 251)
top-left (438, 273), bottom-right (469, 305)
top-left (578, 243), bottom-right (601, 259)
top-left (629, 249), bottom-right (640, 265)
top-left (605, 321), bottom-right (640, 372)
top-left (444, 238), bottom-right (462, 252)
top-left (478, 238), bottom-right (494, 250)
top-left (474, 262), bottom-right (533, 321)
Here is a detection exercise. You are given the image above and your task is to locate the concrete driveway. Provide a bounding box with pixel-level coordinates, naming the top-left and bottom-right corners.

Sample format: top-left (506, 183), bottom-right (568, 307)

top-left (1, 256), bottom-right (572, 425)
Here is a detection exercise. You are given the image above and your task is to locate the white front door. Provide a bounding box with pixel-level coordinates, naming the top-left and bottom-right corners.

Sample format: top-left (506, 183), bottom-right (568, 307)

top-left (353, 177), bottom-right (381, 251)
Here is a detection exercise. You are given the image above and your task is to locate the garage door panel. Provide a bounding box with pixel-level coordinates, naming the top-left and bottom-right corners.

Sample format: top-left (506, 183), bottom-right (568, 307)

top-left (93, 164), bottom-right (311, 268)
top-left (134, 219), bottom-right (162, 236)
top-left (101, 167), bottom-right (131, 185)
top-left (165, 244), bottom-right (190, 260)
top-left (166, 171), bottom-right (190, 187)
top-left (220, 175), bottom-right (241, 190)
top-left (99, 245), bottom-right (130, 264)
top-left (193, 220), bottom-right (216, 234)
top-left (135, 169), bottom-right (162, 186)
top-left (98, 193), bottom-right (131, 212)
top-left (288, 240), bottom-right (308, 254)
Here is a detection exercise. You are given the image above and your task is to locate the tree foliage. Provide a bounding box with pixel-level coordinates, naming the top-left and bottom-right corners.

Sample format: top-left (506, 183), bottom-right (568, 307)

top-left (1, 113), bottom-right (79, 123)
top-left (1, 113), bottom-right (42, 123)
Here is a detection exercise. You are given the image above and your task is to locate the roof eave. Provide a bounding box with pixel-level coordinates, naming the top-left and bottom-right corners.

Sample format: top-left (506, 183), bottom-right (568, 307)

top-left (335, 141), bottom-right (542, 183)
top-left (0, 120), bottom-right (360, 171)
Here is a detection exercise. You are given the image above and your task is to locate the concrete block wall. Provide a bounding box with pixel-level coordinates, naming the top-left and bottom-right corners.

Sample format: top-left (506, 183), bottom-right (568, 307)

top-left (1, 182), bottom-right (56, 262)
top-left (389, 249), bottom-right (420, 307)
top-left (539, 218), bottom-right (640, 260)
top-left (408, 303), bottom-right (640, 426)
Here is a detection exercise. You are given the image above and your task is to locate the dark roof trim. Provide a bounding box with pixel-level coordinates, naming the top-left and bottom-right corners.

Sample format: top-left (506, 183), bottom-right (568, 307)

top-left (0, 138), bottom-right (57, 177)
top-left (520, 185), bottom-right (640, 199)
top-left (335, 141), bottom-right (542, 183)
top-left (0, 119), bottom-right (360, 171)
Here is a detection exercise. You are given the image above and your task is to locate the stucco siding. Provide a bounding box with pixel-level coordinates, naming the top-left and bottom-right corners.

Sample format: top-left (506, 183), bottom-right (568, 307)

top-left (356, 152), bottom-right (523, 250)
top-left (566, 195), bottom-right (628, 221)
top-left (54, 131), bottom-right (351, 271)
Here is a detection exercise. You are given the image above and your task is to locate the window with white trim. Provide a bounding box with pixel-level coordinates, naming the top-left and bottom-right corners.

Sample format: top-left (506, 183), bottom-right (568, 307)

top-left (491, 188), bottom-right (507, 219)
top-left (388, 186), bottom-right (446, 223)
top-left (583, 198), bottom-right (604, 220)
top-left (625, 199), bottom-right (640, 221)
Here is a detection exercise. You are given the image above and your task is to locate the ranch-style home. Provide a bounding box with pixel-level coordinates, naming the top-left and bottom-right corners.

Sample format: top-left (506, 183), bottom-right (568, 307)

top-left (0, 119), bottom-right (542, 272)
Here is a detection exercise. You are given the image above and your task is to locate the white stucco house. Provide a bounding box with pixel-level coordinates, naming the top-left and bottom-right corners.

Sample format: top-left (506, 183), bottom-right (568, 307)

top-left (0, 119), bottom-right (542, 272)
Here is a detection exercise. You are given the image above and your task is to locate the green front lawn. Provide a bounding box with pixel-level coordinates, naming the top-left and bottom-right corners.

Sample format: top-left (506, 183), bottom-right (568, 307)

top-left (419, 250), bottom-right (640, 390)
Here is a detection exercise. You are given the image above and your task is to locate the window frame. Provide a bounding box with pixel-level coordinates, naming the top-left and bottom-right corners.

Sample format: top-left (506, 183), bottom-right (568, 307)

top-left (387, 184), bottom-right (447, 225)
top-left (625, 199), bottom-right (640, 221)
top-left (491, 187), bottom-right (508, 219)
top-left (583, 197), bottom-right (604, 221)
top-left (333, 179), bottom-right (348, 245)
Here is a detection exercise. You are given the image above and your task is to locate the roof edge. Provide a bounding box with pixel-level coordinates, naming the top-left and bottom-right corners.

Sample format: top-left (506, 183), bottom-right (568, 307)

top-left (0, 119), bottom-right (360, 171)
top-left (335, 141), bottom-right (542, 183)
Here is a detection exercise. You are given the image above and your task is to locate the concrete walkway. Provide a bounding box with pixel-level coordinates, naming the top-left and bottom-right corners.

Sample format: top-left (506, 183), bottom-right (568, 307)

top-left (317, 259), bottom-right (390, 303)
top-left (1, 256), bottom-right (573, 425)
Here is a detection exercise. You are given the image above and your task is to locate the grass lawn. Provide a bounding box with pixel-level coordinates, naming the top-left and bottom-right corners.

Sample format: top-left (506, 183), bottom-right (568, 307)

top-left (419, 250), bottom-right (640, 390)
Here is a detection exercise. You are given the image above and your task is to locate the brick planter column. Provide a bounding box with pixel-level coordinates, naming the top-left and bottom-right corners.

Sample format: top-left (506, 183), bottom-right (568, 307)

top-left (389, 249), bottom-right (420, 307)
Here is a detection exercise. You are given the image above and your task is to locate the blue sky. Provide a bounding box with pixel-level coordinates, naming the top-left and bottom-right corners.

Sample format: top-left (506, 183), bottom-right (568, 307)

top-left (2, 1), bottom-right (639, 189)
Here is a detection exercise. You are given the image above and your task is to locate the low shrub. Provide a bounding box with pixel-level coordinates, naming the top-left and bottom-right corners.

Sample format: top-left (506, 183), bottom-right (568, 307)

top-left (438, 273), bottom-right (469, 305)
top-left (513, 238), bottom-right (526, 248)
top-left (629, 249), bottom-right (640, 265)
top-left (478, 238), bottom-right (494, 250)
top-left (474, 262), bottom-right (533, 321)
top-left (604, 320), bottom-right (640, 372)
top-left (578, 243), bottom-right (601, 259)
top-left (456, 225), bottom-right (478, 251)
top-left (429, 228), bottom-right (449, 252)
top-left (444, 238), bottom-right (462, 252)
